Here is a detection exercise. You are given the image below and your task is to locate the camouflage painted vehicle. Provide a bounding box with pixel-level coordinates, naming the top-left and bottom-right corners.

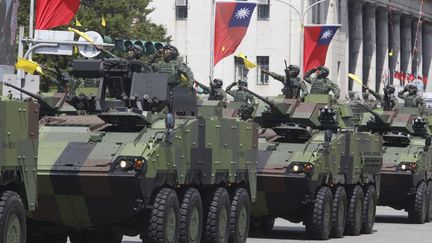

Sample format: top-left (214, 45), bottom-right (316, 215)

top-left (243, 90), bottom-right (383, 240)
top-left (358, 105), bottom-right (432, 223)
top-left (0, 97), bottom-right (38, 243)
top-left (21, 58), bottom-right (257, 243)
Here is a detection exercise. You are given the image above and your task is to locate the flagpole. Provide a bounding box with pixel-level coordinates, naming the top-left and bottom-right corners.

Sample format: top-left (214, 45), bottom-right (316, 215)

top-left (28, 0), bottom-right (35, 60)
top-left (210, 0), bottom-right (216, 81)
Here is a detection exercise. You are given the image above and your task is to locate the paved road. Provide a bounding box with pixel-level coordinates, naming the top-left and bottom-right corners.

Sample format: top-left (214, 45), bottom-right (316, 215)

top-left (68, 206), bottom-right (431, 243)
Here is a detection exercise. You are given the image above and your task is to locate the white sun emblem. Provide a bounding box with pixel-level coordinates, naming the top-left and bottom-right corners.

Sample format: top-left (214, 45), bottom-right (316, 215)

top-left (321, 30), bottom-right (334, 40)
top-left (235, 7), bottom-right (251, 20)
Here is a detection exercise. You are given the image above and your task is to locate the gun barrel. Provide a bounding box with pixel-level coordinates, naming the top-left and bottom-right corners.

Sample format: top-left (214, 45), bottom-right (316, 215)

top-left (356, 101), bottom-right (387, 125)
top-left (3, 82), bottom-right (42, 101)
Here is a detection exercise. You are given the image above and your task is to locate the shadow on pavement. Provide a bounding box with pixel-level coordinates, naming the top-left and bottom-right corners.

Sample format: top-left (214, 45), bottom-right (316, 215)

top-left (249, 226), bottom-right (322, 241)
top-left (375, 214), bottom-right (410, 224)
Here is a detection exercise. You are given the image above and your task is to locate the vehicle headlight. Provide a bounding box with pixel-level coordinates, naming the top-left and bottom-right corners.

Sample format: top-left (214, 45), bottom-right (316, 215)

top-left (289, 162), bottom-right (314, 174)
top-left (397, 162), bottom-right (417, 172)
top-left (112, 156), bottom-right (147, 172)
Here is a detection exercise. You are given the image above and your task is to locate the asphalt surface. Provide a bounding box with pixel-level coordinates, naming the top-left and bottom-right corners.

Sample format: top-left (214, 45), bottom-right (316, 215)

top-left (68, 206), bottom-right (431, 243)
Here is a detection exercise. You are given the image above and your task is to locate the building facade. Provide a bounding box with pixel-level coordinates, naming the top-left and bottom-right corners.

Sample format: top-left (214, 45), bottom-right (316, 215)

top-left (148, 0), bottom-right (432, 97)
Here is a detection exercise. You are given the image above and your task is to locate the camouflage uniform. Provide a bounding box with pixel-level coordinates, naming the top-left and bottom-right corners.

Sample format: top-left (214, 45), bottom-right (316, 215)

top-left (365, 85), bottom-right (399, 111)
top-left (304, 66), bottom-right (340, 100)
top-left (196, 79), bottom-right (227, 104)
top-left (264, 65), bottom-right (308, 99)
top-left (398, 85), bottom-right (425, 109)
top-left (226, 81), bottom-right (255, 103)
top-left (151, 44), bottom-right (194, 87)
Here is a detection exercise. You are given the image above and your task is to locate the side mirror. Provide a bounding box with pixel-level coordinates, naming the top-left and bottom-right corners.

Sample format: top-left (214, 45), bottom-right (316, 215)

top-left (324, 129), bottom-right (333, 143)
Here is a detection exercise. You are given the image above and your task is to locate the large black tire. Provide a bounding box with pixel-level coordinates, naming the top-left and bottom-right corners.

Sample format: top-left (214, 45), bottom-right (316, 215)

top-left (305, 186), bottom-right (332, 240)
top-left (229, 188), bottom-right (250, 243)
top-left (330, 186), bottom-right (346, 238)
top-left (69, 230), bottom-right (122, 243)
top-left (361, 185), bottom-right (376, 234)
top-left (179, 188), bottom-right (203, 243)
top-left (345, 185), bottom-right (364, 236)
top-left (202, 187), bottom-right (230, 243)
top-left (408, 181), bottom-right (428, 224)
top-left (0, 191), bottom-right (26, 243)
top-left (145, 188), bottom-right (180, 243)
top-left (425, 182), bottom-right (432, 223)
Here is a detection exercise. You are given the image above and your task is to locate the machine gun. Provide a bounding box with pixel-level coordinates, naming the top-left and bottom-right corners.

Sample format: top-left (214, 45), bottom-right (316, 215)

top-left (357, 101), bottom-right (391, 133)
top-left (2, 82), bottom-right (63, 116)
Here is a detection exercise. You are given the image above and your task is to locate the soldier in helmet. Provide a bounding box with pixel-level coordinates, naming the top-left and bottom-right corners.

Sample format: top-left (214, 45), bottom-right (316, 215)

top-left (398, 84), bottom-right (425, 109)
top-left (304, 65), bottom-right (340, 101)
top-left (195, 78), bottom-right (228, 106)
top-left (127, 44), bottom-right (143, 60)
top-left (262, 64), bottom-right (308, 99)
top-left (226, 80), bottom-right (255, 103)
top-left (151, 44), bottom-right (194, 87)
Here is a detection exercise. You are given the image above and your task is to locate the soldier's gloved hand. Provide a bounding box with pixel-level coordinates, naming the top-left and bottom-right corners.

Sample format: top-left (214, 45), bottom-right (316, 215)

top-left (261, 69), bottom-right (269, 74)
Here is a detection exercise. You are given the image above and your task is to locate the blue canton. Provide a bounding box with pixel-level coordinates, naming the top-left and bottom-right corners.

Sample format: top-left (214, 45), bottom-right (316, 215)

top-left (317, 26), bottom-right (339, 45)
top-left (228, 3), bottom-right (256, 28)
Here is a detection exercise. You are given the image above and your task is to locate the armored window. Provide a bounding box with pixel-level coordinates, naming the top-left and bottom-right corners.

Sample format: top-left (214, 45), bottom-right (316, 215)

top-left (234, 56), bottom-right (249, 82)
top-left (257, 56), bottom-right (269, 85)
top-left (257, 0), bottom-right (270, 20)
top-left (175, 0), bottom-right (188, 20)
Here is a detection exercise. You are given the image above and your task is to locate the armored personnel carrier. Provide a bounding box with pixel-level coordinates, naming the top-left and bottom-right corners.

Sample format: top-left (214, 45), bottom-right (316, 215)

top-left (358, 105), bottom-right (432, 223)
top-left (244, 90), bottom-right (383, 240)
top-left (0, 97), bottom-right (38, 242)
top-left (14, 58), bottom-right (257, 243)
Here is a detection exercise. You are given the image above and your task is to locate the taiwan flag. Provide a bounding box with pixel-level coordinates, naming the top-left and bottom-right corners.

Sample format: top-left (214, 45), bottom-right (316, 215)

top-left (36, 0), bottom-right (81, 30)
top-left (303, 25), bottom-right (340, 72)
top-left (214, 1), bottom-right (257, 66)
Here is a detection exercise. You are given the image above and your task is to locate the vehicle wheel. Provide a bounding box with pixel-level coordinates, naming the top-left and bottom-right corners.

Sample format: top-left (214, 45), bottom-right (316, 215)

top-left (361, 185), bottom-right (376, 234)
top-left (229, 188), bottom-right (250, 243)
top-left (330, 186), bottom-right (346, 238)
top-left (425, 181), bottom-right (432, 223)
top-left (179, 188), bottom-right (203, 243)
top-left (203, 187), bottom-right (230, 243)
top-left (144, 188), bottom-right (180, 243)
top-left (305, 186), bottom-right (332, 240)
top-left (0, 191), bottom-right (26, 243)
top-left (69, 230), bottom-right (122, 243)
top-left (345, 185), bottom-right (364, 236)
top-left (408, 181), bottom-right (428, 224)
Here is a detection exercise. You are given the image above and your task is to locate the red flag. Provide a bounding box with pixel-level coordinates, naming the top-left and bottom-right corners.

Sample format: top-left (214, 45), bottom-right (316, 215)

top-left (394, 71), bottom-right (402, 80)
top-left (407, 73), bottom-right (415, 82)
top-left (213, 1), bottom-right (256, 66)
top-left (303, 25), bottom-right (340, 72)
top-left (36, 0), bottom-right (81, 30)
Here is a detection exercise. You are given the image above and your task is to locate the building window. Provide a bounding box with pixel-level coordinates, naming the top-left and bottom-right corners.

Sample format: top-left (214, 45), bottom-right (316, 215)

top-left (257, 56), bottom-right (269, 85)
top-left (257, 0), bottom-right (270, 20)
top-left (175, 0), bottom-right (188, 20)
top-left (234, 56), bottom-right (249, 82)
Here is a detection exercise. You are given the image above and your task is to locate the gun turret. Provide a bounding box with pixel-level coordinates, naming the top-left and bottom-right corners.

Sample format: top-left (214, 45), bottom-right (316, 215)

top-left (240, 87), bottom-right (292, 128)
top-left (357, 101), bottom-right (390, 133)
top-left (3, 82), bottom-right (62, 116)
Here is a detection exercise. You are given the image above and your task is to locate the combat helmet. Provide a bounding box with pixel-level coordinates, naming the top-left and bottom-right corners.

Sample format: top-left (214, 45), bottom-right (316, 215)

top-left (317, 66), bottom-right (329, 78)
top-left (127, 44), bottom-right (143, 59)
top-left (162, 44), bottom-right (179, 61)
top-left (288, 65), bottom-right (300, 77)
top-left (213, 78), bottom-right (223, 88)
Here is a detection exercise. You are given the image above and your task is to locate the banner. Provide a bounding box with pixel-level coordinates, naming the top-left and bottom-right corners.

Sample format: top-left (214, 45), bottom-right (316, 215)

top-left (36, 0), bottom-right (81, 30)
top-left (213, 0), bottom-right (256, 66)
top-left (303, 25), bottom-right (340, 72)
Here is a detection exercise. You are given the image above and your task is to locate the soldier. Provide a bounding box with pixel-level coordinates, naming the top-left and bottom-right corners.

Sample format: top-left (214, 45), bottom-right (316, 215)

top-left (398, 84), bottom-right (425, 109)
top-left (126, 44), bottom-right (143, 60)
top-left (304, 66), bottom-right (340, 101)
top-left (195, 78), bottom-right (227, 105)
top-left (226, 80), bottom-right (255, 104)
top-left (151, 44), bottom-right (194, 87)
top-left (360, 85), bottom-right (399, 111)
top-left (262, 65), bottom-right (308, 99)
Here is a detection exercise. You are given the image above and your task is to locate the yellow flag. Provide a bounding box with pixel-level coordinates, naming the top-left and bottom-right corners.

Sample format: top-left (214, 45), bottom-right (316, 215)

top-left (15, 58), bottom-right (44, 75)
top-left (237, 53), bottom-right (258, 70)
top-left (74, 46), bottom-right (79, 55)
top-left (101, 15), bottom-right (106, 27)
top-left (389, 49), bottom-right (393, 57)
top-left (75, 18), bottom-right (82, 27)
top-left (68, 27), bottom-right (96, 45)
top-left (348, 73), bottom-right (363, 86)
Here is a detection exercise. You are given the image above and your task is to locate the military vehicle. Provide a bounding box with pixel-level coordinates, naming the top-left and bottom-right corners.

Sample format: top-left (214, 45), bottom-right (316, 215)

top-left (0, 97), bottom-right (38, 243)
top-left (9, 58), bottom-right (258, 243)
top-left (358, 105), bottom-right (432, 223)
top-left (243, 90), bottom-right (383, 240)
